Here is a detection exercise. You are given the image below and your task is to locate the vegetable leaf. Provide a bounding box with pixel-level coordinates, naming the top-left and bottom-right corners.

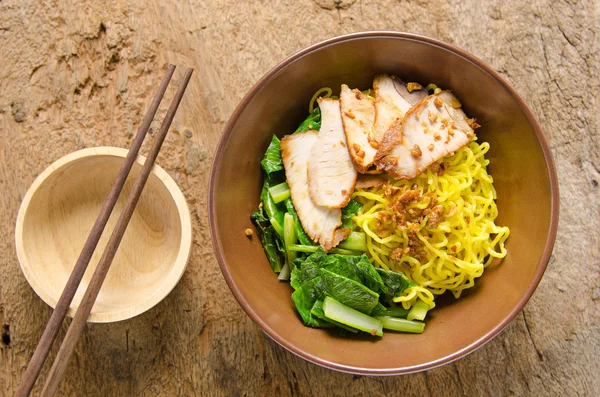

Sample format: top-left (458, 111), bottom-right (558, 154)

top-left (319, 268), bottom-right (380, 315)
top-left (260, 135), bottom-right (284, 174)
top-left (295, 107), bottom-right (321, 133)
top-left (250, 206), bottom-right (283, 273)
top-left (290, 247), bottom-right (363, 290)
top-left (376, 268), bottom-right (417, 301)
top-left (341, 199), bottom-right (363, 229)
top-left (322, 256), bottom-right (362, 283)
top-left (291, 276), bottom-right (330, 327)
top-left (290, 246), bottom-right (328, 290)
top-left (287, 237), bottom-right (417, 330)
top-left (352, 255), bottom-right (386, 293)
top-left (250, 205), bottom-right (268, 224)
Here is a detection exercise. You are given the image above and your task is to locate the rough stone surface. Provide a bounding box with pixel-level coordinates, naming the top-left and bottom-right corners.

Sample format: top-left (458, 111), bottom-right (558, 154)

top-left (1, 0), bottom-right (598, 396)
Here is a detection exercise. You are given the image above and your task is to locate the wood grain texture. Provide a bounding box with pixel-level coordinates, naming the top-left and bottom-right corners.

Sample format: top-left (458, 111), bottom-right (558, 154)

top-left (14, 64), bottom-right (174, 397)
top-left (40, 68), bottom-right (192, 396)
top-left (0, 0), bottom-right (598, 396)
top-left (15, 147), bottom-right (191, 323)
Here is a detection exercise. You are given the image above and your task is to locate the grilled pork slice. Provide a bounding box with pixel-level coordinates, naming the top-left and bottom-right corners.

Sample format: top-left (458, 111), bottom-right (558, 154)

top-left (372, 74), bottom-right (427, 144)
top-left (375, 91), bottom-right (476, 180)
top-left (392, 77), bottom-right (428, 105)
top-left (355, 174), bottom-right (388, 189)
top-left (339, 84), bottom-right (378, 173)
top-left (280, 131), bottom-right (350, 250)
top-left (308, 98), bottom-right (358, 208)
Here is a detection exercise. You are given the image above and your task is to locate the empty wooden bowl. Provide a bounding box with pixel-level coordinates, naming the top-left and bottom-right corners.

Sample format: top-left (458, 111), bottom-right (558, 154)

top-left (209, 32), bottom-right (559, 374)
top-left (15, 147), bottom-right (192, 323)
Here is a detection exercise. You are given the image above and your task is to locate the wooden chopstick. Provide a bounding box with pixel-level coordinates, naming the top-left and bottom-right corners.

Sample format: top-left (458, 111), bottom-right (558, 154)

top-left (14, 64), bottom-right (177, 397)
top-left (39, 67), bottom-right (194, 397)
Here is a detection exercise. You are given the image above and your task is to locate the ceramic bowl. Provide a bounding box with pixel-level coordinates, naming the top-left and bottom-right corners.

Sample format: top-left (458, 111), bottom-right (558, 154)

top-left (15, 146), bottom-right (192, 323)
top-left (209, 32), bottom-right (559, 374)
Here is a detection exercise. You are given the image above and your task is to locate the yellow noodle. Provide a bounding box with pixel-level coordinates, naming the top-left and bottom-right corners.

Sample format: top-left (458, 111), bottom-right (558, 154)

top-left (308, 87), bottom-right (333, 113)
top-left (351, 141), bottom-right (510, 309)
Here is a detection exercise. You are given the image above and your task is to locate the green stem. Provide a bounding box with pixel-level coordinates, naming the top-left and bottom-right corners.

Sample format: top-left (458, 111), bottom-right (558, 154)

top-left (270, 217), bottom-right (284, 239)
top-left (407, 299), bottom-right (430, 321)
top-left (375, 316), bottom-right (425, 334)
top-left (323, 297), bottom-right (383, 337)
top-left (261, 181), bottom-right (282, 225)
top-left (278, 262), bottom-right (290, 281)
top-left (287, 244), bottom-right (359, 256)
top-left (383, 307), bottom-right (409, 318)
top-left (311, 300), bottom-right (358, 333)
top-left (338, 231), bottom-right (367, 252)
top-left (268, 182), bottom-right (291, 204)
top-left (283, 213), bottom-right (298, 270)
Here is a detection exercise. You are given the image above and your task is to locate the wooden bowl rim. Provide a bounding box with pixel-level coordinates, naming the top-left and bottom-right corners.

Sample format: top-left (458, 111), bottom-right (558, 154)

top-left (208, 31), bottom-right (560, 375)
top-left (15, 146), bottom-right (193, 323)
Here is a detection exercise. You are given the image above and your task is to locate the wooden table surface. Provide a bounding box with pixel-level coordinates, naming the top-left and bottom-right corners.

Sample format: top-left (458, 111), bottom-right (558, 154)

top-left (1, 1), bottom-right (598, 396)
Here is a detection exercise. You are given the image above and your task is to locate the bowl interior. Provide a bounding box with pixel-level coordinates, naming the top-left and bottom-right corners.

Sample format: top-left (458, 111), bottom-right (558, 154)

top-left (19, 149), bottom-right (185, 322)
top-left (210, 33), bottom-right (557, 374)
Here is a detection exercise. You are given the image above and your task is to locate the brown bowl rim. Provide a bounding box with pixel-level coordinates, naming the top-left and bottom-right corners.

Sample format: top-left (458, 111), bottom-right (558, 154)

top-left (208, 31), bottom-right (559, 375)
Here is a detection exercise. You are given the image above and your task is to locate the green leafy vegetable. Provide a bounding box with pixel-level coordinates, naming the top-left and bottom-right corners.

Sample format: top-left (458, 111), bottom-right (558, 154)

top-left (261, 175), bottom-right (285, 227)
top-left (291, 276), bottom-right (328, 327)
top-left (291, 247), bottom-right (361, 290)
top-left (278, 262), bottom-right (291, 281)
top-left (283, 213), bottom-right (298, 274)
top-left (289, 248), bottom-right (415, 315)
top-left (383, 306), bottom-right (410, 318)
top-left (376, 316), bottom-right (425, 334)
top-left (376, 268), bottom-right (417, 301)
top-left (284, 199), bottom-right (314, 246)
top-left (295, 107), bottom-right (321, 133)
top-left (321, 257), bottom-right (362, 283)
top-left (250, 207), bottom-right (283, 273)
top-left (341, 199), bottom-right (363, 229)
top-left (323, 297), bottom-right (383, 337)
top-left (287, 244), bottom-right (359, 256)
top-left (274, 232), bottom-right (285, 257)
top-left (352, 256), bottom-right (385, 293)
top-left (268, 182), bottom-right (291, 203)
top-left (338, 231), bottom-right (367, 253)
top-left (290, 250), bottom-right (384, 325)
top-left (311, 300), bottom-right (358, 333)
top-left (269, 216), bottom-right (284, 239)
top-left (370, 302), bottom-right (387, 317)
top-left (319, 268), bottom-right (380, 315)
top-left (260, 135), bottom-right (284, 174)
top-left (290, 247), bottom-right (328, 290)
top-left (407, 299), bottom-right (430, 321)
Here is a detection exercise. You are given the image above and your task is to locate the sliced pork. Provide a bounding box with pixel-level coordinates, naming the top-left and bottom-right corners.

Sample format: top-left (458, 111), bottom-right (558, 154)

top-left (354, 174), bottom-right (388, 189)
top-left (339, 84), bottom-right (378, 173)
top-left (372, 74), bottom-right (412, 144)
top-left (375, 91), bottom-right (477, 180)
top-left (372, 74), bottom-right (429, 145)
top-left (280, 131), bottom-right (350, 250)
top-left (307, 98), bottom-right (358, 208)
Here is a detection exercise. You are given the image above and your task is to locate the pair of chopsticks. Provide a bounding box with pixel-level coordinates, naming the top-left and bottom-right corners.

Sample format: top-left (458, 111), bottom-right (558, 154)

top-left (15, 64), bottom-right (193, 397)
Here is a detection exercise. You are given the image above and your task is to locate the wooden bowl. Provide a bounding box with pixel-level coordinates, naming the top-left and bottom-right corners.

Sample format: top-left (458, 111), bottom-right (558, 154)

top-left (209, 32), bottom-right (559, 374)
top-left (15, 147), bottom-right (192, 323)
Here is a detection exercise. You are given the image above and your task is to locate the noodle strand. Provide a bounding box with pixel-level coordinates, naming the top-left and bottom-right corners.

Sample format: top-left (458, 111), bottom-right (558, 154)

top-left (351, 141), bottom-right (510, 309)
